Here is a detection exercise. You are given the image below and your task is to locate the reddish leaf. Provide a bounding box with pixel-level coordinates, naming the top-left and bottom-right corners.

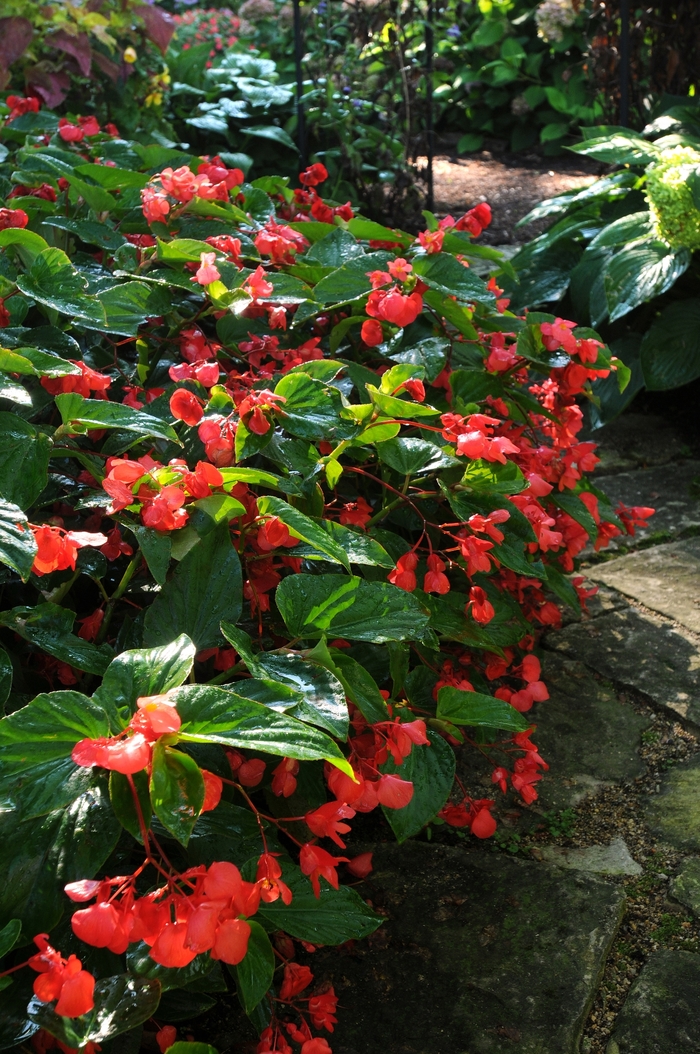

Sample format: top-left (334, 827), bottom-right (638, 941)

top-left (0, 16), bottom-right (33, 66)
top-left (25, 64), bottom-right (71, 108)
top-left (47, 30), bottom-right (92, 77)
top-left (134, 4), bottom-right (175, 53)
top-left (92, 51), bottom-right (121, 84)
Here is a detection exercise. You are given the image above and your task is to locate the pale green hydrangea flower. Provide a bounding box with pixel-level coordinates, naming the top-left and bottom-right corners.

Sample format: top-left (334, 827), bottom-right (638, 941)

top-left (645, 145), bottom-right (700, 250)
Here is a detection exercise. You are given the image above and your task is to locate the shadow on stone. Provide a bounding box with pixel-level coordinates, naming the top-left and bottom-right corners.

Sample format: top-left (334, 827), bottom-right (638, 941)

top-left (316, 841), bottom-right (624, 1054)
top-left (606, 949), bottom-right (700, 1053)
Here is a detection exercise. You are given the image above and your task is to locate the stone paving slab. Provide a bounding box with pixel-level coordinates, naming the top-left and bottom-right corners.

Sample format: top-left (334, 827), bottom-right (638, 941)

top-left (587, 538), bottom-right (700, 635)
top-left (320, 842), bottom-right (624, 1054)
top-left (670, 858), bottom-right (700, 917)
top-left (645, 756), bottom-right (700, 853)
top-left (545, 608), bottom-right (700, 729)
top-left (540, 837), bottom-right (642, 876)
top-left (590, 459), bottom-right (700, 553)
top-left (589, 414), bottom-right (694, 477)
top-left (606, 949), bottom-right (700, 1053)
top-left (532, 655), bottom-right (648, 810)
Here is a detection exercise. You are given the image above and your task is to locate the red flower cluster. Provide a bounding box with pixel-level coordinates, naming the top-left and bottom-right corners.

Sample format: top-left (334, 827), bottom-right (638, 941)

top-left (101, 454), bottom-right (224, 531)
top-left (72, 692), bottom-right (183, 775)
top-left (30, 526), bottom-right (108, 577)
top-left (28, 935), bottom-right (95, 1018)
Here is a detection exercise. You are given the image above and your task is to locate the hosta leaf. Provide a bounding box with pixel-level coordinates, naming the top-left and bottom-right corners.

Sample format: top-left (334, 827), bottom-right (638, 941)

top-left (603, 241), bottom-right (691, 323)
top-left (275, 574), bottom-right (430, 642)
top-left (640, 298), bottom-right (700, 390)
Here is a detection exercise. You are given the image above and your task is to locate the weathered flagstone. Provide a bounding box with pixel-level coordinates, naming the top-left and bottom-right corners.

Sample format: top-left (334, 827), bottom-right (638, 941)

top-left (589, 413), bottom-right (694, 477)
top-left (587, 538), bottom-right (700, 635)
top-left (317, 842), bottom-right (624, 1054)
top-left (545, 608), bottom-right (700, 729)
top-left (531, 655), bottom-right (648, 810)
top-left (670, 857), bottom-right (700, 917)
top-left (645, 756), bottom-right (700, 852)
top-left (590, 459), bottom-right (700, 553)
top-left (540, 837), bottom-right (642, 876)
top-left (605, 949), bottom-right (700, 1053)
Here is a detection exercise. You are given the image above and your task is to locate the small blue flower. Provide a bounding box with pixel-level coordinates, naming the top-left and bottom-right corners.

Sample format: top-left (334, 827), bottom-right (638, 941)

top-left (446, 24), bottom-right (461, 38)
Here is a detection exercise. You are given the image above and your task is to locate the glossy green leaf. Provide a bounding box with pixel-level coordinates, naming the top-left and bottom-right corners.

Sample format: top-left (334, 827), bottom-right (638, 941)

top-left (16, 248), bottom-right (105, 324)
top-left (603, 242), bottom-right (691, 323)
top-left (0, 689), bottom-right (110, 818)
top-left (324, 649), bottom-right (390, 723)
top-left (0, 413), bottom-right (51, 510)
top-left (0, 345), bottom-right (80, 378)
top-left (569, 133), bottom-right (659, 165)
top-left (0, 771), bottom-right (120, 937)
top-left (235, 921), bottom-right (274, 1014)
top-left (186, 800), bottom-right (274, 867)
top-left (0, 499), bottom-right (36, 580)
top-left (257, 862), bottom-right (382, 943)
top-left (257, 495), bottom-right (350, 570)
top-left (170, 684), bottom-right (353, 774)
top-left (0, 646), bottom-right (12, 715)
top-left (127, 943), bottom-right (216, 993)
top-left (55, 393), bottom-right (179, 443)
top-left (381, 730), bottom-right (455, 842)
top-left (365, 385), bottom-right (440, 418)
top-left (313, 520), bottom-right (393, 567)
top-left (109, 770), bottom-right (152, 841)
top-left (412, 252), bottom-right (492, 302)
top-left (144, 526), bottom-right (242, 650)
top-left (388, 336), bottom-right (449, 381)
top-left (0, 975), bottom-right (38, 1047)
top-left (377, 437), bottom-right (459, 475)
top-left (0, 919), bottom-right (21, 959)
top-left (436, 686), bottom-right (529, 731)
top-left (640, 298), bottom-right (700, 390)
top-left (27, 974), bottom-right (161, 1045)
top-left (94, 635), bottom-right (196, 723)
top-left (0, 604), bottom-right (114, 675)
top-left (95, 281), bottom-right (172, 337)
top-left (312, 251), bottom-right (393, 302)
top-left (254, 652), bottom-right (349, 738)
top-left (274, 371), bottom-right (357, 441)
top-left (150, 741), bottom-right (205, 846)
top-left (276, 573), bottom-right (430, 642)
top-left (306, 227), bottom-right (364, 266)
top-left (131, 525), bottom-right (172, 586)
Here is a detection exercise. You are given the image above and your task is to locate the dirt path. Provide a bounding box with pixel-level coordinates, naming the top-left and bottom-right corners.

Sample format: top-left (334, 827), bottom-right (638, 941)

top-left (415, 149), bottom-right (602, 243)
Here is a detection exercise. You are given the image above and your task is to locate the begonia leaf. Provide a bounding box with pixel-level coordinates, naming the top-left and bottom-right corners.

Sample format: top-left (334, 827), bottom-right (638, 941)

top-left (185, 800), bottom-right (279, 867)
top-left (150, 741), bottom-right (205, 846)
top-left (0, 689), bottom-right (111, 818)
top-left (27, 974), bottom-right (162, 1045)
top-left (257, 495), bottom-right (350, 570)
top-left (254, 652), bottom-right (349, 739)
top-left (169, 684), bottom-right (354, 775)
top-left (94, 635), bottom-right (195, 723)
top-left (0, 771), bottom-right (120, 937)
top-left (273, 371), bottom-right (358, 441)
top-left (0, 918), bottom-right (21, 959)
top-left (436, 686), bottom-right (529, 731)
top-left (0, 346), bottom-right (80, 378)
top-left (127, 942), bottom-right (217, 992)
top-left (0, 413), bottom-right (51, 510)
top-left (16, 248), bottom-right (106, 324)
top-left (381, 730), bottom-right (456, 842)
top-left (0, 646), bottom-right (12, 714)
top-left (0, 604), bottom-right (114, 675)
top-left (322, 648), bottom-right (390, 723)
top-left (413, 252), bottom-right (492, 302)
top-left (276, 573), bottom-right (430, 642)
top-left (55, 393), bottom-right (179, 443)
top-left (131, 525), bottom-right (172, 586)
top-left (312, 251), bottom-right (394, 302)
top-left (0, 498), bottom-right (37, 580)
top-left (377, 438), bottom-right (460, 475)
top-left (235, 921), bottom-right (274, 1014)
top-left (256, 861), bottom-right (382, 942)
top-left (143, 526), bottom-right (242, 650)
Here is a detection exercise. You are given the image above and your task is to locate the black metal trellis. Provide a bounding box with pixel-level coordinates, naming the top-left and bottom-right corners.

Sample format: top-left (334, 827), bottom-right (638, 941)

top-left (293, 0), bottom-right (308, 170)
top-left (425, 0), bottom-right (435, 211)
top-left (619, 0), bottom-right (630, 125)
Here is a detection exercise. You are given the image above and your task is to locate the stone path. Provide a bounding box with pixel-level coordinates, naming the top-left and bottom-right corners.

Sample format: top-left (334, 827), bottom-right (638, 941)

top-left (196, 415), bottom-right (700, 1054)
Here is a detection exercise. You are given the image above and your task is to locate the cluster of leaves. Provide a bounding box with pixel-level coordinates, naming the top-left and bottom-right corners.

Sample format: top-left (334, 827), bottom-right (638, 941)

top-left (502, 99), bottom-right (700, 423)
top-left (0, 0), bottom-right (176, 129)
top-left (0, 92), bottom-right (643, 1053)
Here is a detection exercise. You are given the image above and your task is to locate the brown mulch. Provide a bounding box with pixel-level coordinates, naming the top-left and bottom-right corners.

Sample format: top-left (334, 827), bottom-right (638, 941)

top-left (415, 143), bottom-right (603, 244)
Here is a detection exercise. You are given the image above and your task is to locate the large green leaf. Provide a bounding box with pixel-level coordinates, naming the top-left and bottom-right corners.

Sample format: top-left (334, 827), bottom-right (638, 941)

top-left (16, 248), bottom-right (105, 324)
top-left (0, 345), bottom-right (80, 378)
top-left (143, 526), bottom-right (242, 649)
top-left (312, 251), bottom-right (393, 302)
top-left (412, 252), bottom-right (491, 302)
top-left (94, 635), bottom-right (196, 723)
top-left (55, 393), bottom-right (179, 443)
top-left (298, 520), bottom-right (392, 568)
top-left (377, 437), bottom-right (460, 475)
top-left (436, 686), bottom-right (529, 732)
top-left (235, 921), bottom-right (274, 1014)
top-left (256, 495), bottom-right (350, 570)
top-left (273, 371), bottom-right (357, 441)
top-left (254, 652), bottom-right (349, 739)
top-left (0, 499), bottom-right (37, 580)
top-left (0, 976), bottom-right (39, 1048)
top-left (186, 800), bottom-right (275, 867)
top-left (0, 604), bottom-right (114, 676)
top-left (276, 574), bottom-right (430, 642)
top-left (171, 684), bottom-right (353, 774)
top-left (325, 649), bottom-right (390, 723)
top-left (95, 281), bottom-right (172, 337)
top-left (0, 415), bottom-right (49, 510)
top-left (257, 862), bottom-right (382, 943)
top-left (569, 132), bottom-right (659, 165)
top-left (27, 974), bottom-right (161, 1045)
top-left (381, 730), bottom-right (455, 842)
top-left (603, 241), bottom-right (691, 323)
top-left (640, 298), bottom-right (700, 390)
top-left (0, 646), bottom-right (12, 714)
top-left (150, 741), bottom-right (204, 846)
top-left (0, 689), bottom-right (110, 818)
top-left (0, 771), bottom-right (120, 937)
top-left (132, 525), bottom-right (172, 585)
